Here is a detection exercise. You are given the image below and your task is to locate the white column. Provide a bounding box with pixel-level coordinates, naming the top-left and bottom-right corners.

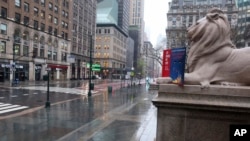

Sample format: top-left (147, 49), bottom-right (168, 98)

top-left (10, 60), bottom-right (13, 81)
top-left (56, 69), bottom-right (60, 80)
top-left (29, 62), bottom-right (35, 81)
top-left (67, 65), bottom-right (70, 79)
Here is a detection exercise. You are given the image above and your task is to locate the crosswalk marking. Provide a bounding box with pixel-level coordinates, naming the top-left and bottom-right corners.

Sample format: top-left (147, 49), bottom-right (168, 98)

top-left (0, 103), bottom-right (29, 114)
top-left (0, 106), bottom-right (28, 114)
top-left (0, 105), bottom-right (19, 110)
top-left (0, 104), bottom-right (12, 107)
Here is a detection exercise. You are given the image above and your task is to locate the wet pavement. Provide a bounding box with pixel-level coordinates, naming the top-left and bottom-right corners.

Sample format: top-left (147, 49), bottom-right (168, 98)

top-left (0, 80), bottom-right (157, 141)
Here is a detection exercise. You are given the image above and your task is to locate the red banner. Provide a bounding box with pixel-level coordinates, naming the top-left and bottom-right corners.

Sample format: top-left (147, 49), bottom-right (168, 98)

top-left (162, 49), bottom-right (171, 77)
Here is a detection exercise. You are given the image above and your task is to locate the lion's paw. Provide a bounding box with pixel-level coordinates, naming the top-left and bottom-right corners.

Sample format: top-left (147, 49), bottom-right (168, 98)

top-left (200, 81), bottom-right (210, 89)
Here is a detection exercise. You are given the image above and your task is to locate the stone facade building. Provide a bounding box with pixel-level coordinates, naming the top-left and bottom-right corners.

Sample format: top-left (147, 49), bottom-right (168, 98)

top-left (69, 0), bottom-right (96, 80)
top-left (0, 0), bottom-right (71, 81)
top-left (166, 0), bottom-right (238, 49)
top-left (95, 24), bottom-right (127, 79)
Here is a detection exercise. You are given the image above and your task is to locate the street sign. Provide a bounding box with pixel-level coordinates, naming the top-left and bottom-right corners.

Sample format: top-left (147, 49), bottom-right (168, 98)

top-left (87, 63), bottom-right (101, 71)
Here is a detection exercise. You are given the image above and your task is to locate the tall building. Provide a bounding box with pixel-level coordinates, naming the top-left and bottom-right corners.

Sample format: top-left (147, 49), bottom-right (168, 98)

top-left (166, 0), bottom-right (238, 49)
top-left (117, 0), bottom-right (130, 34)
top-left (236, 0), bottom-right (250, 48)
top-left (70, 0), bottom-right (96, 79)
top-left (129, 0), bottom-right (145, 55)
top-left (128, 25), bottom-right (140, 71)
top-left (96, 0), bottom-right (128, 79)
top-left (0, 0), bottom-right (71, 81)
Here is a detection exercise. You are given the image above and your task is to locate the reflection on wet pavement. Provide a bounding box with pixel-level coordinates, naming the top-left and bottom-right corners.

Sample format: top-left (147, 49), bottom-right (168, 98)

top-left (0, 84), bottom-right (157, 141)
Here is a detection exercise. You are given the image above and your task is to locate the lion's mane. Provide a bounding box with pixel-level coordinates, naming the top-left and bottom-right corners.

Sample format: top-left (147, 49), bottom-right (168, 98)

top-left (187, 8), bottom-right (236, 72)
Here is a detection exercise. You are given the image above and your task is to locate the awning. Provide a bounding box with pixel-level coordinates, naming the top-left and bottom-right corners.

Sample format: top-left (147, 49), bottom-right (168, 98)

top-left (48, 64), bottom-right (68, 69)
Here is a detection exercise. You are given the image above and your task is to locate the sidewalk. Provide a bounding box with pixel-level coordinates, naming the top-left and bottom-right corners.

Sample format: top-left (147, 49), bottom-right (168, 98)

top-left (0, 79), bottom-right (125, 88)
top-left (0, 83), bottom-right (157, 141)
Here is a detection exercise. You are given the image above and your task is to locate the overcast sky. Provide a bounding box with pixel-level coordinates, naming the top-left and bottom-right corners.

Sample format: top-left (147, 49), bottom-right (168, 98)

top-left (144, 0), bottom-right (170, 47)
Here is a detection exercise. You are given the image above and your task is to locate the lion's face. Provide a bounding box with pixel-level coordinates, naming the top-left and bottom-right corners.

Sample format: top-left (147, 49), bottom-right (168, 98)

top-left (187, 17), bottom-right (217, 44)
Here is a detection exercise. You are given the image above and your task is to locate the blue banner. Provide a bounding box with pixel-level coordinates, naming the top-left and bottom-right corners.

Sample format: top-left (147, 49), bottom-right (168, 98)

top-left (170, 47), bottom-right (186, 85)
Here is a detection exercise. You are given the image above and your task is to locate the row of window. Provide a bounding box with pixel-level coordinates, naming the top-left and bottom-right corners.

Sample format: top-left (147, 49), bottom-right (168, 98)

top-left (0, 41), bottom-right (67, 62)
top-left (15, 0), bottom-right (68, 9)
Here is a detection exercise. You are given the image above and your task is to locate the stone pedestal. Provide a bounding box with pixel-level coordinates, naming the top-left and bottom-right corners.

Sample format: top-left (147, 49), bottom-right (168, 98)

top-left (152, 84), bottom-right (250, 141)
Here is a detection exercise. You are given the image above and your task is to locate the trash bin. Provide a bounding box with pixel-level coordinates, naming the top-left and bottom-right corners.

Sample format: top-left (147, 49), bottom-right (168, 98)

top-left (108, 86), bottom-right (112, 93)
top-left (90, 83), bottom-right (94, 90)
top-left (43, 75), bottom-right (48, 81)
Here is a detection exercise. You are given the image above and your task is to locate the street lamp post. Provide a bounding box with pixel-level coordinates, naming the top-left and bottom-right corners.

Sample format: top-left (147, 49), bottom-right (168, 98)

top-left (88, 35), bottom-right (93, 97)
top-left (45, 68), bottom-right (51, 108)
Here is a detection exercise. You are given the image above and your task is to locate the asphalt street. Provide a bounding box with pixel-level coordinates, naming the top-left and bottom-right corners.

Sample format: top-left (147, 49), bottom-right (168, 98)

top-left (0, 79), bottom-right (157, 141)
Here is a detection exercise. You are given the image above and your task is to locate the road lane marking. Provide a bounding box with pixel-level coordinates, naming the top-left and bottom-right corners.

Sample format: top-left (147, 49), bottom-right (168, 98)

top-left (23, 94), bottom-right (29, 96)
top-left (11, 95), bottom-right (18, 97)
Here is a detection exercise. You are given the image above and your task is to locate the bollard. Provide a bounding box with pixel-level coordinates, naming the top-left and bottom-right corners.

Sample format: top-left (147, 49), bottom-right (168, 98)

top-left (90, 83), bottom-right (94, 90)
top-left (108, 86), bottom-right (112, 93)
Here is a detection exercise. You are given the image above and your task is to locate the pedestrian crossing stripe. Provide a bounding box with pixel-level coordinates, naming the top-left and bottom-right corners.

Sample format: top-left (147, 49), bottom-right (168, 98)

top-left (0, 103), bottom-right (29, 114)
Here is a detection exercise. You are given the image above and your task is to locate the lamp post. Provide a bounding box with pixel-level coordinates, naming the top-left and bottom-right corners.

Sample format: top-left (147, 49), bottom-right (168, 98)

top-left (45, 67), bottom-right (51, 108)
top-left (12, 36), bottom-right (20, 86)
top-left (88, 35), bottom-right (93, 97)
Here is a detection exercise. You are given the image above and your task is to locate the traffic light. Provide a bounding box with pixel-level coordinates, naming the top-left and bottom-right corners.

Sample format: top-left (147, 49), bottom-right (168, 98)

top-left (32, 50), bottom-right (37, 58)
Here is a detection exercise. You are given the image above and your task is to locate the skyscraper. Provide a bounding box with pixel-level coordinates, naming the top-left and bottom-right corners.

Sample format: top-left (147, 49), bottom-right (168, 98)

top-left (117, 0), bottom-right (130, 34)
top-left (129, 0), bottom-right (145, 62)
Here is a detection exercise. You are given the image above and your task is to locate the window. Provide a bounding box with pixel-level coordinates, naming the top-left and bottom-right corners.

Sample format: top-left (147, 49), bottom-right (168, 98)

top-left (40, 48), bottom-right (44, 57)
top-left (23, 45), bottom-right (29, 56)
top-left (48, 26), bottom-right (52, 34)
top-left (33, 20), bottom-right (38, 29)
top-left (1, 7), bottom-right (7, 18)
top-left (54, 6), bottom-right (58, 13)
top-left (15, 13), bottom-right (21, 23)
top-left (49, 3), bottom-right (53, 10)
top-left (48, 15), bottom-right (52, 22)
top-left (24, 16), bottom-right (29, 26)
top-left (34, 7), bottom-right (38, 16)
top-left (65, 12), bottom-right (68, 18)
top-left (61, 21), bottom-right (65, 28)
top-left (24, 3), bottom-right (29, 12)
top-left (40, 23), bottom-right (45, 31)
top-left (14, 44), bottom-right (20, 55)
top-left (48, 51), bottom-right (52, 60)
top-left (62, 10), bottom-right (65, 16)
top-left (15, 0), bottom-right (21, 7)
top-left (54, 28), bottom-right (57, 36)
top-left (34, 0), bottom-right (39, 3)
top-left (61, 31), bottom-right (64, 38)
top-left (0, 41), bottom-right (6, 53)
top-left (53, 52), bottom-right (57, 61)
top-left (65, 33), bottom-right (68, 40)
top-left (61, 52), bottom-right (67, 62)
top-left (41, 0), bottom-right (45, 6)
top-left (41, 10), bottom-right (45, 19)
top-left (0, 24), bottom-right (7, 34)
top-left (54, 17), bottom-right (58, 24)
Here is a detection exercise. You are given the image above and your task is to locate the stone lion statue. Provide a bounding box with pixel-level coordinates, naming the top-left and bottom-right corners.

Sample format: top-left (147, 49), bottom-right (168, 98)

top-left (158, 8), bottom-right (250, 87)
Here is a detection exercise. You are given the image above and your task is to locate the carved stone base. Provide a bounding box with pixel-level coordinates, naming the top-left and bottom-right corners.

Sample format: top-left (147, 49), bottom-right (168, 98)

top-left (152, 84), bottom-right (250, 141)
